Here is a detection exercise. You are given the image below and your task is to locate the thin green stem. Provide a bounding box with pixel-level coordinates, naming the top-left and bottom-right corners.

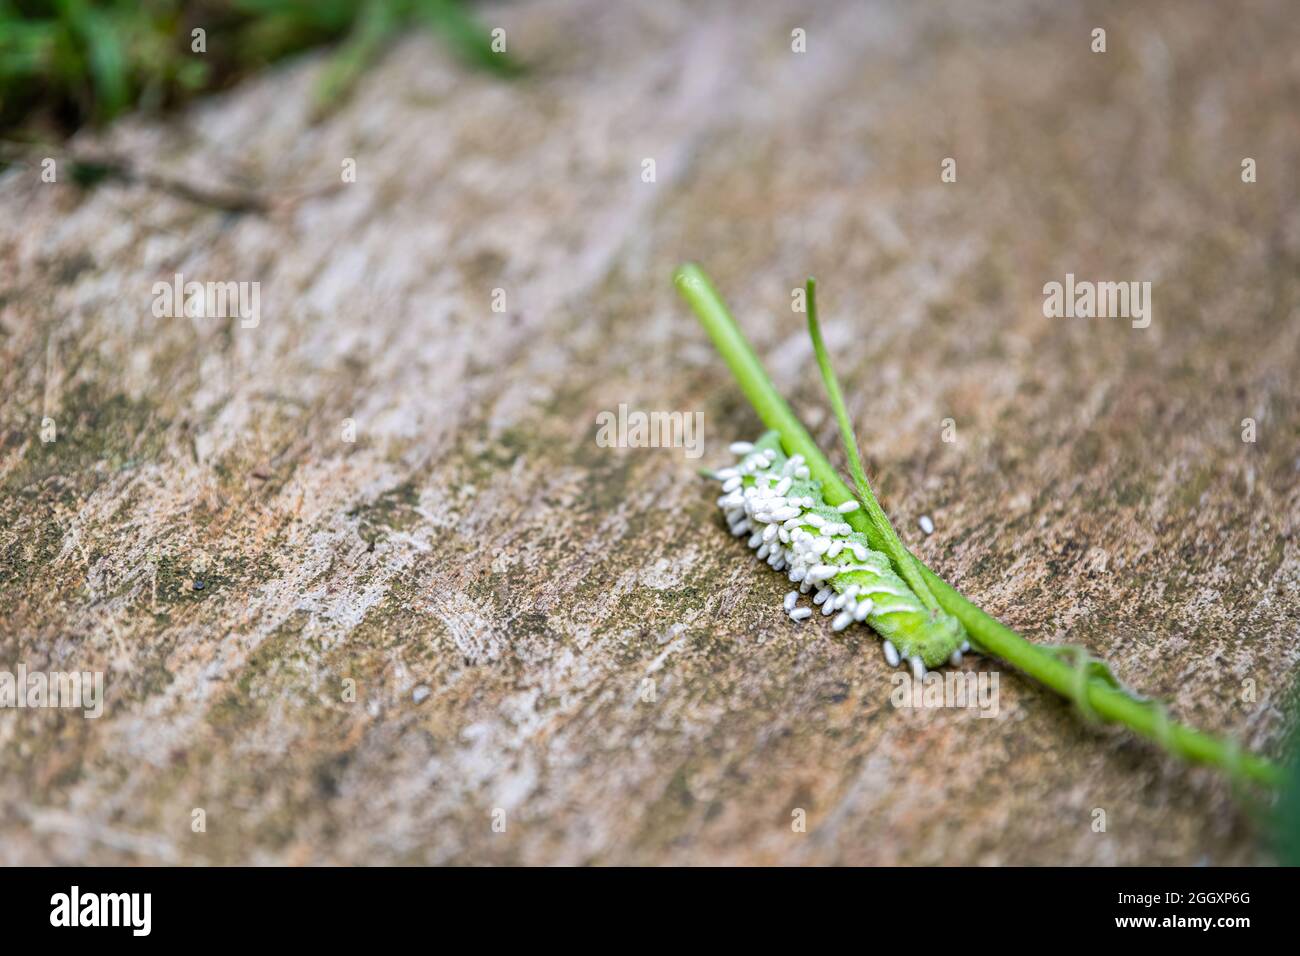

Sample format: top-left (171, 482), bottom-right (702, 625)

top-left (805, 276), bottom-right (940, 612)
top-left (675, 262), bottom-right (1280, 788)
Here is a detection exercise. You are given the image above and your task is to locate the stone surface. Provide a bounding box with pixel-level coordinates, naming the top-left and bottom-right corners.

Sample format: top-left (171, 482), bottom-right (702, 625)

top-left (0, 0), bottom-right (1297, 865)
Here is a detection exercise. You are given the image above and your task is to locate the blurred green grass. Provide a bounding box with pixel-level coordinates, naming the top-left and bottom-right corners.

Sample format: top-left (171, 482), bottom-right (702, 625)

top-left (0, 0), bottom-right (519, 136)
top-left (1274, 677), bottom-right (1300, 866)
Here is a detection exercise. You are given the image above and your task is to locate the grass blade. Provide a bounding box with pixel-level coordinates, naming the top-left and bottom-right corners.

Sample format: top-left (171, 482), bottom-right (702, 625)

top-left (804, 276), bottom-right (940, 611)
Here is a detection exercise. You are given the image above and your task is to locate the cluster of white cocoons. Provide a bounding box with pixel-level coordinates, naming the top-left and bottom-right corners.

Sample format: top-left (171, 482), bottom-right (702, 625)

top-left (713, 440), bottom-right (969, 674)
top-left (714, 442), bottom-right (879, 623)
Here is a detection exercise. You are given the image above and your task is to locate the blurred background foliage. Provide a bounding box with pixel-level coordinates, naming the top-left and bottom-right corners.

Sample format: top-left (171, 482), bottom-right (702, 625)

top-left (0, 0), bottom-right (517, 136)
top-left (1274, 677), bottom-right (1300, 866)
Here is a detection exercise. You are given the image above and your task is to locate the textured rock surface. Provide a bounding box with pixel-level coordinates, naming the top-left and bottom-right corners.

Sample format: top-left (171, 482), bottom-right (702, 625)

top-left (1, 0), bottom-right (1297, 864)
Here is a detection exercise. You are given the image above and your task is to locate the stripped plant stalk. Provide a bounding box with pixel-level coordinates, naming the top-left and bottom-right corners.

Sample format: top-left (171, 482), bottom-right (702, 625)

top-left (674, 261), bottom-right (1280, 787)
top-left (805, 277), bottom-right (941, 614)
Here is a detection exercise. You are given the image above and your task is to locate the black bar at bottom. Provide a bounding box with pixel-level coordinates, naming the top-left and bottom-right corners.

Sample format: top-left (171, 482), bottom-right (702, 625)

top-left (0, 865), bottom-right (1288, 942)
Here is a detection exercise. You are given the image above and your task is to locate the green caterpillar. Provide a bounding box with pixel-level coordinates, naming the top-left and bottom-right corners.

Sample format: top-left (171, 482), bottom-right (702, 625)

top-left (715, 431), bottom-right (967, 670)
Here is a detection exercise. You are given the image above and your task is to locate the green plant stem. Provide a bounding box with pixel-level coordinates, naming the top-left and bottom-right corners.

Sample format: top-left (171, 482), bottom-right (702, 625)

top-left (313, 0), bottom-right (401, 114)
top-left (675, 261), bottom-right (1280, 788)
top-left (805, 276), bottom-right (940, 612)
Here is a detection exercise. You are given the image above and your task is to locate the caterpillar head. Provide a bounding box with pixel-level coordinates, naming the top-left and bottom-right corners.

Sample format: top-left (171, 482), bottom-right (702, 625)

top-left (891, 608), bottom-right (965, 668)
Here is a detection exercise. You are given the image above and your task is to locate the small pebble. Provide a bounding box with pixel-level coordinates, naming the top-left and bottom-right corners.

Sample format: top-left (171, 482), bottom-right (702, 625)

top-left (918, 515), bottom-right (935, 535)
top-left (413, 686), bottom-right (431, 703)
top-left (192, 580), bottom-right (205, 591)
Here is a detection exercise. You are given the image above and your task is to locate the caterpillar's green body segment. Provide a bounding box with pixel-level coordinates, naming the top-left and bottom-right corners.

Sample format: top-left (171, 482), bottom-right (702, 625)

top-left (729, 432), bottom-right (964, 667)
